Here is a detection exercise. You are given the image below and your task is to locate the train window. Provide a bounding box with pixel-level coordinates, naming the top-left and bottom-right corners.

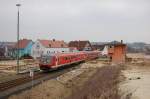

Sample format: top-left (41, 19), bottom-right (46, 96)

top-left (64, 57), bottom-right (68, 60)
top-left (40, 56), bottom-right (52, 64)
top-left (66, 57), bottom-right (70, 60)
top-left (67, 57), bottom-right (69, 60)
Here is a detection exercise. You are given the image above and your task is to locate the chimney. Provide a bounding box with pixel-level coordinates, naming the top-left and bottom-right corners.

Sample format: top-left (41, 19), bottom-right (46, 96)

top-left (121, 40), bottom-right (123, 44)
top-left (53, 39), bottom-right (55, 42)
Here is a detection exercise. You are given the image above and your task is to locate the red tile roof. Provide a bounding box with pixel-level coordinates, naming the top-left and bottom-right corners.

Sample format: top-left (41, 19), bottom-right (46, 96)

top-left (68, 40), bottom-right (92, 51)
top-left (15, 39), bottom-right (32, 49)
top-left (39, 39), bottom-right (68, 48)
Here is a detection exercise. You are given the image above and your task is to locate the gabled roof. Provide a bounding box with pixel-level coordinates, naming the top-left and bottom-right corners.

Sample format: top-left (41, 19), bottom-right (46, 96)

top-left (15, 39), bottom-right (32, 49)
top-left (68, 40), bottom-right (92, 51)
top-left (91, 42), bottom-right (109, 46)
top-left (38, 39), bottom-right (68, 48)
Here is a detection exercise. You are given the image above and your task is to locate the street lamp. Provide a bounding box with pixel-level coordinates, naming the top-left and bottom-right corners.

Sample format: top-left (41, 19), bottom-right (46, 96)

top-left (16, 4), bottom-right (21, 74)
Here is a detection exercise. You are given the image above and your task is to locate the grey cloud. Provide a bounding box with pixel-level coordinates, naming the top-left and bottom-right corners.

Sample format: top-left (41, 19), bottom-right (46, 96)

top-left (0, 0), bottom-right (150, 43)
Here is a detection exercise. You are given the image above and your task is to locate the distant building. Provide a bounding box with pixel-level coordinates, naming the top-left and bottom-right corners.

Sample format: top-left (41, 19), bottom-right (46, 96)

top-left (13, 39), bottom-right (34, 58)
top-left (127, 42), bottom-right (146, 53)
top-left (31, 39), bottom-right (69, 59)
top-left (68, 40), bottom-right (92, 51)
top-left (0, 42), bottom-right (15, 58)
top-left (126, 53), bottom-right (145, 63)
top-left (91, 42), bottom-right (108, 51)
top-left (101, 45), bottom-right (109, 55)
top-left (91, 41), bottom-right (123, 56)
top-left (144, 44), bottom-right (150, 55)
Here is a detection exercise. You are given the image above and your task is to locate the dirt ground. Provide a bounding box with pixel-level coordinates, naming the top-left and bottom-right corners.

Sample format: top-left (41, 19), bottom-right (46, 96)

top-left (67, 65), bottom-right (122, 99)
top-left (8, 60), bottom-right (105, 99)
top-left (120, 63), bottom-right (150, 99)
top-left (0, 59), bottom-right (39, 82)
top-left (0, 59), bottom-right (39, 71)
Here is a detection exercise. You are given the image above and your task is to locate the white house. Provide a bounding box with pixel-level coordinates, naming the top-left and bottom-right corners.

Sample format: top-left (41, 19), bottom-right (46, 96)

top-left (101, 45), bottom-right (108, 55)
top-left (31, 39), bottom-right (69, 59)
top-left (0, 42), bottom-right (15, 58)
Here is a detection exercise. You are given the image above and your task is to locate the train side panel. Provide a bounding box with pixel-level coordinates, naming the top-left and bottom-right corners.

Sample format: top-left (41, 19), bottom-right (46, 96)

top-left (39, 51), bottom-right (100, 71)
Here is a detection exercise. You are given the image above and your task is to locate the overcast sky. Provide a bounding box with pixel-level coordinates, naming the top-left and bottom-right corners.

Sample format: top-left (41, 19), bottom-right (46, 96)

top-left (0, 0), bottom-right (150, 43)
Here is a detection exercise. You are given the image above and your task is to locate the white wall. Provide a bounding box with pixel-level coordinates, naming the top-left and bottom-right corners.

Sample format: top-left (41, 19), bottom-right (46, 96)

top-left (31, 40), bottom-right (70, 59)
top-left (31, 41), bottom-right (45, 59)
top-left (102, 45), bottom-right (108, 55)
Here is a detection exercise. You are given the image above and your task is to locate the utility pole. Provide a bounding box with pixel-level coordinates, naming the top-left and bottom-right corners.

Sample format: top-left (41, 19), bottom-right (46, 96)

top-left (16, 4), bottom-right (21, 74)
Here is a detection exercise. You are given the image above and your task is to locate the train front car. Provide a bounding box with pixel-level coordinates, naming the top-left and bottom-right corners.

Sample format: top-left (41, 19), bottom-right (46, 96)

top-left (39, 51), bottom-right (100, 71)
top-left (39, 54), bottom-right (57, 71)
top-left (39, 52), bottom-right (86, 71)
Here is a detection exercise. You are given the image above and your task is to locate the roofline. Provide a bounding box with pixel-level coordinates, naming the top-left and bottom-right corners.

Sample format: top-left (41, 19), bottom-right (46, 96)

top-left (45, 47), bottom-right (69, 48)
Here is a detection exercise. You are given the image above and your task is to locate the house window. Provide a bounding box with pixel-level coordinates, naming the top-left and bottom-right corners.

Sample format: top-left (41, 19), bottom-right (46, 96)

top-left (37, 51), bottom-right (40, 54)
top-left (61, 44), bottom-right (63, 47)
top-left (36, 44), bottom-right (40, 49)
top-left (49, 44), bottom-right (51, 47)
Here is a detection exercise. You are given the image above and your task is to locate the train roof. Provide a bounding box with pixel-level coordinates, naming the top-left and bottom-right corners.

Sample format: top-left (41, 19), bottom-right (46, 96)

top-left (42, 51), bottom-right (84, 57)
top-left (41, 51), bottom-right (100, 57)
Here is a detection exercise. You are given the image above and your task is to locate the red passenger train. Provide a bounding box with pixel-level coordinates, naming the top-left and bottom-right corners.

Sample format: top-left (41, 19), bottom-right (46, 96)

top-left (39, 51), bottom-right (100, 71)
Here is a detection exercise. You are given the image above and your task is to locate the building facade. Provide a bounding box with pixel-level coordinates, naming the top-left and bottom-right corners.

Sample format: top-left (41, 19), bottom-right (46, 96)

top-left (31, 39), bottom-right (69, 59)
top-left (0, 42), bottom-right (15, 58)
top-left (108, 43), bottom-right (126, 64)
top-left (13, 39), bottom-right (34, 58)
top-left (68, 40), bottom-right (92, 51)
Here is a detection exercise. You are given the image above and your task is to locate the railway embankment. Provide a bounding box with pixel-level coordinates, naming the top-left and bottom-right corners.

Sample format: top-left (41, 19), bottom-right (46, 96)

top-left (8, 60), bottom-right (123, 99)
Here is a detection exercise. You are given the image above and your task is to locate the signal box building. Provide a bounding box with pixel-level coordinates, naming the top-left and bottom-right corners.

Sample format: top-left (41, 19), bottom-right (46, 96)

top-left (108, 43), bottom-right (126, 64)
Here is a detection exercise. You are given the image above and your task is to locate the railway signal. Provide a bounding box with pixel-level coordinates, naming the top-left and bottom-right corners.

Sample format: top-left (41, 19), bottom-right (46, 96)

top-left (29, 69), bottom-right (34, 77)
top-left (29, 69), bottom-right (34, 88)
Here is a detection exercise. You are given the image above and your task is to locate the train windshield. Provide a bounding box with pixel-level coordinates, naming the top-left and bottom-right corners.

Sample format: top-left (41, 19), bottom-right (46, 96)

top-left (40, 55), bottom-right (53, 64)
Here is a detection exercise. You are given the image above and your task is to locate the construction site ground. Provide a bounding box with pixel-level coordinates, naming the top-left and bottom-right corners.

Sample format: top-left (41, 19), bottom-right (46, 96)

top-left (3, 58), bottom-right (150, 99)
top-left (8, 60), bottom-right (113, 99)
top-left (120, 63), bottom-right (150, 99)
top-left (0, 59), bottom-right (39, 83)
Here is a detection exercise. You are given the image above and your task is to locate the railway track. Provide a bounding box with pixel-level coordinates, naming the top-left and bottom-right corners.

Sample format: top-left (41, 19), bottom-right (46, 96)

top-left (0, 64), bottom-right (81, 99)
top-left (0, 72), bottom-right (45, 92)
